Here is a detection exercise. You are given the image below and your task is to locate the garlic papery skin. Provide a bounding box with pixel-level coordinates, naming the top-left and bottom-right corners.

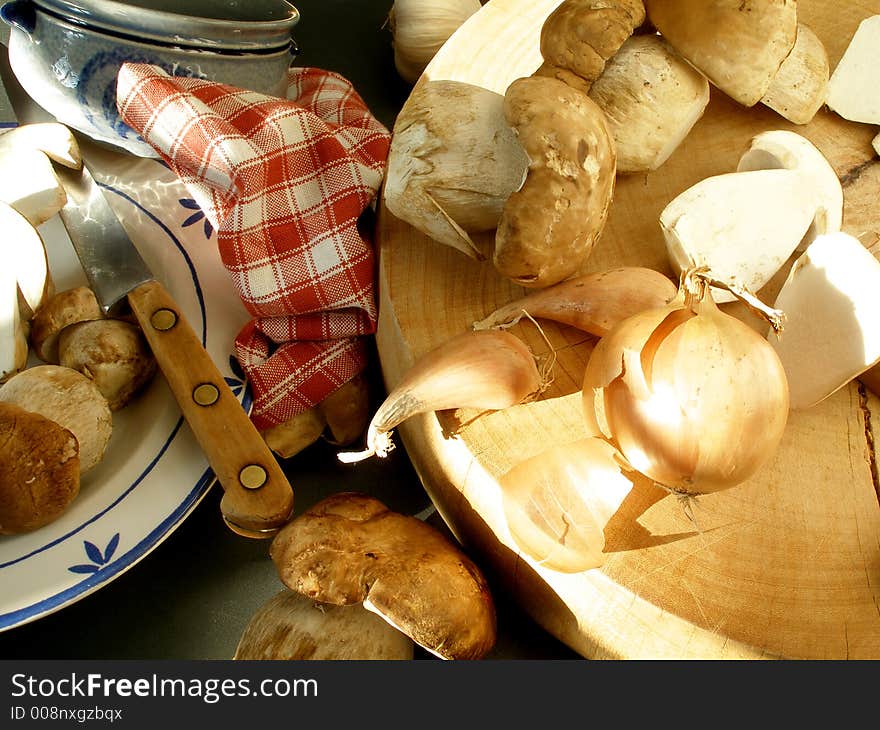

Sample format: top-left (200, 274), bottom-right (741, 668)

top-left (383, 79), bottom-right (529, 260)
top-left (582, 270), bottom-right (789, 496)
top-left (500, 437), bottom-right (636, 573)
top-left (339, 329), bottom-right (544, 463)
top-left (388, 0), bottom-right (482, 85)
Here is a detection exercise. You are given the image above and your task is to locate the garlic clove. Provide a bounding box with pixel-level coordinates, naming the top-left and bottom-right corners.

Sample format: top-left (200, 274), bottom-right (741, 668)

top-left (769, 231), bottom-right (880, 410)
top-left (825, 15), bottom-right (880, 125)
top-left (388, 0), bottom-right (482, 85)
top-left (760, 23), bottom-right (830, 126)
top-left (737, 130), bottom-right (842, 253)
top-left (661, 168), bottom-right (816, 303)
top-left (383, 80), bottom-right (529, 260)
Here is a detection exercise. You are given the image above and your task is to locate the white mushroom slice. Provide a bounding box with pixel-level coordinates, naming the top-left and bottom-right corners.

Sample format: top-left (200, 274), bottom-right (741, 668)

top-left (825, 15), bottom-right (880, 125)
top-left (661, 168), bottom-right (815, 303)
top-left (769, 232), bottom-right (880, 409)
top-left (643, 0), bottom-right (797, 107)
top-left (737, 130), bottom-right (842, 252)
top-left (874, 131), bottom-right (880, 157)
top-left (0, 259), bottom-right (28, 382)
top-left (0, 200), bottom-right (53, 321)
top-left (0, 122), bottom-right (82, 169)
top-left (588, 34), bottom-right (710, 173)
top-left (0, 364), bottom-right (113, 474)
top-left (760, 23), bottom-right (830, 125)
top-left (0, 148), bottom-right (67, 227)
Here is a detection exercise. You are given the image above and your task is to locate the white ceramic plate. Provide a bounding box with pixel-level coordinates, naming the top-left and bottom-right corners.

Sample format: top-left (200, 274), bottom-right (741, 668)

top-left (0, 148), bottom-right (251, 631)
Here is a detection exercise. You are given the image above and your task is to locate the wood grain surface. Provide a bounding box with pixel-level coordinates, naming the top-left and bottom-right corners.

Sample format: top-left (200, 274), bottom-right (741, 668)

top-left (374, 0), bottom-right (880, 659)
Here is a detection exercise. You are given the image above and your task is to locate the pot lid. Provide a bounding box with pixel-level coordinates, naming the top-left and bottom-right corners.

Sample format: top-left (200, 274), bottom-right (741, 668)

top-left (31, 0), bottom-right (300, 51)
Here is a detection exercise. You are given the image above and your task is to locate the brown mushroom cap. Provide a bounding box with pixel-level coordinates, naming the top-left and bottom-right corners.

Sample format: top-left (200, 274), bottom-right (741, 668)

top-left (536, 0), bottom-right (647, 93)
top-left (644, 0), bottom-right (797, 107)
top-left (30, 286), bottom-right (103, 364)
top-left (494, 75), bottom-right (617, 288)
top-left (269, 492), bottom-right (497, 660)
top-left (0, 401), bottom-right (80, 534)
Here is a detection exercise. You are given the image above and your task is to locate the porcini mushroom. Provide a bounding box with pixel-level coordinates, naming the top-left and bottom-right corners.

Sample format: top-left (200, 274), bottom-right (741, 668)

top-left (768, 232), bottom-right (880, 410)
top-left (261, 407), bottom-right (327, 459)
top-left (30, 286), bottom-right (104, 364)
top-left (234, 589), bottom-right (415, 660)
top-left (661, 168), bottom-right (815, 303)
top-left (0, 365), bottom-right (113, 475)
top-left (0, 200), bottom-right (53, 322)
top-left (270, 492), bottom-right (497, 660)
top-left (535, 0), bottom-right (647, 95)
top-left (760, 23), bottom-right (830, 125)
top-left (0, 147), bottom-right (69, 228)
top-left (383, 79), bottom-right (529, 260)
top-left (0, 259), bottom-right (28, 383)
top-left (318, 373), bottom-right (370, 447)
top-left (494, 75), bottom-right (616, 288)
top-left (588, 33), bottom-right (710, 173)
top-left (0, 401), bottom-right (80, 535)
top-left (0, 122), bottom-right (82, 169)
top-left (58, 319), bottom-right (158, 411)
top-left (737, 130), bottom-right (842, 251)
top-left (825, 15), bottom-right (880, 125)
top-left (644, 0), bottom-right (797, 108)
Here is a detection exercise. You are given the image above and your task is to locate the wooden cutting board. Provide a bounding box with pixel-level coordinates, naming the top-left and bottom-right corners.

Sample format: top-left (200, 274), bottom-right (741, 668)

top-left (374, 0), bottom-right (880, 659)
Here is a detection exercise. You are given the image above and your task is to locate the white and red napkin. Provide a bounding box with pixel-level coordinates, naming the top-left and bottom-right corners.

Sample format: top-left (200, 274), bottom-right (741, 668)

top-left (115, 63), bottom-right (391, 431)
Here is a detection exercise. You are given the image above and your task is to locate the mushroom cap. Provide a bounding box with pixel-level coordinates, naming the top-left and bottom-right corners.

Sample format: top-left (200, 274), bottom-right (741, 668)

top-left (538, 0), bottom-right (647, 89)
top-left (0, 401), bottom-right (80, 534)
top-left (30, 286), bottom-right (104, 364)
top-left (644, 0), bottom-right (797, 107)
top-left (494, 75), bottom-right (617, 288)
top-left (269, 492), bottom-right (497, 660)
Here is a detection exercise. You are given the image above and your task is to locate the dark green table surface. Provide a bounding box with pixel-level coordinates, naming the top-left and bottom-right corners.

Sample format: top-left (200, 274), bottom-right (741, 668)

top-left (0, 0), bottom-right (579, 661)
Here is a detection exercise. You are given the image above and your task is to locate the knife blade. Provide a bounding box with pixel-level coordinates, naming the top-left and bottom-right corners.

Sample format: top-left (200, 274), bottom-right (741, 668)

top-left (1, 45), bottom-right (294, 538)
top-left (55, 163), bottom-right (295, 538)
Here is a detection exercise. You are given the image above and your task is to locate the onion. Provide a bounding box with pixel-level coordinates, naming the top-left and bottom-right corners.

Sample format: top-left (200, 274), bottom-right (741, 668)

top-left (582, 269), bottom-right (790, 495)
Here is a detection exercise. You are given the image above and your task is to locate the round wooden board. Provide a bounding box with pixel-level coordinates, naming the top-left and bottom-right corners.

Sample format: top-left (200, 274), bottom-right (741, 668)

top-left (375, 0), bottom-right (880, 659)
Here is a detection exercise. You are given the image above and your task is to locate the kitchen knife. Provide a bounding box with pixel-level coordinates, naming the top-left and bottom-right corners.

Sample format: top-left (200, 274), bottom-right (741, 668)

top-left (0, 46), bottom-right (294, 538)
top-left (54, 163), bottom-right (295, 539)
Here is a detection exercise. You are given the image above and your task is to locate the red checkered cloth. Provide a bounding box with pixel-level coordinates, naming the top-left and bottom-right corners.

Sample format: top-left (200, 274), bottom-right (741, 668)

top-left (115, 63), bottom-right (391, 430)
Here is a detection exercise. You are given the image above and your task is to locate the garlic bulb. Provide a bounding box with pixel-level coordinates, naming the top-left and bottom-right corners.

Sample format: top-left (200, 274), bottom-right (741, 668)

top-left (388, 0), bottom-right (482, 84)
top-left (383, 79), bottom-right (529, 259)
top-left (582, 269), bottom-right (789, 496)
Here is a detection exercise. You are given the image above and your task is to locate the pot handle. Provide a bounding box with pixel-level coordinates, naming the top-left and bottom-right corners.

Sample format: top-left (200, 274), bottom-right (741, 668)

top-left (0, 0), bottom-right (36, 35)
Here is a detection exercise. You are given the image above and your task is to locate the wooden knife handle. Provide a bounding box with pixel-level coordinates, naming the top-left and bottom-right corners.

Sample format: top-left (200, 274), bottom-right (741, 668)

top-left (127, 279), bottom-right (294, 538)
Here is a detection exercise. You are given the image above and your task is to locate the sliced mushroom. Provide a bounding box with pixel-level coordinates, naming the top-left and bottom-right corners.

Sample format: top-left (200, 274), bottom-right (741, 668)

top-left (0, 122), bottom-right (82, 169)
top-left (661, 168), bottom-right (815, 303)
top-left (760, 23), bottom-right (830, 125)
top-left (30, 286), bottom-right (104, 364)
top-left (58, 319), bottom-right (157, 410)
top-left (235, 589), bottom-right (415, 660)
top-left (0, 365), bottom-right (112, 474)
top-left (270, 492), bottom-right (497, 660)
top-left (0, 147), bottom-right (68, 228)
top-left (825, 14), bottom-right (880, 125)
top-left (588, 33), bottom-right (710, 173)
top-left (737, 130), bottom-right (842, 252)
top-left (261, 407), bottom-right (327, 459)
top-left (0, 401), bottom-right (80, 535)
top-left (494, 75), bottom-right (616, 288)
top-left (644, 0), bottom-right (797, 107)
top-left (769, 232), bottom-right (880, 410)
top-left (0, 258), bottom-right (28, 383)
top-left (0, 200), bottom-right (53, 322)
top-left (536, 0), bottom-right (646, 95)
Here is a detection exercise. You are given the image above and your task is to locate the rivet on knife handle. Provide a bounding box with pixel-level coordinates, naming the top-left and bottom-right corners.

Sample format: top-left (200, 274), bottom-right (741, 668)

top-left (129, 279), bottom-right (294, 537)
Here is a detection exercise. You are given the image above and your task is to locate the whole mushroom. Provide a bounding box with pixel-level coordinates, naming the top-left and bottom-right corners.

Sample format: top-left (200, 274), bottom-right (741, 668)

top-left (269, 492), bottom-right (497, 660)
